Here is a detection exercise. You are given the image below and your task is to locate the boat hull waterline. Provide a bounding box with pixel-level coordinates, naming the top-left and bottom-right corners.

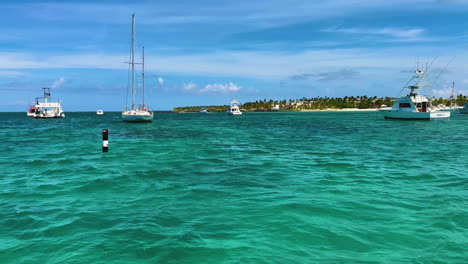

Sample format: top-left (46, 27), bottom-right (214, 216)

top-left (380, 110), bottom-right (450, 120)
top-left (122, 111), bottom-right (154, 122)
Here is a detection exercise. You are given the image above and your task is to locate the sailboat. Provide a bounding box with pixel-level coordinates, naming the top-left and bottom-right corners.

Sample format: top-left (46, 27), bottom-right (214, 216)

top-left (122, 14), bottom-right (154, 123)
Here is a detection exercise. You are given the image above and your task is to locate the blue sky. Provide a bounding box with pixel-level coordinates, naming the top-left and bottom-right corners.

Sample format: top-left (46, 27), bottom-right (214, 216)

top-left (1, 0), bottom-right (467, 111)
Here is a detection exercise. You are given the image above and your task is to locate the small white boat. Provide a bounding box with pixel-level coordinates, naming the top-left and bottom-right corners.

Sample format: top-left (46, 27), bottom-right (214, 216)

top-left (199, 107), bottom-right (208, 113)
top-left (122, 14), bottom-right (154, 123)
top-left (27, 100), bottom-right (38, 117)
top-left (33, 88), bottom-right (65, 119)
top-left (380, 64), bottom-right (450, 120)
top-left (227, 100), bottom-right (242, 115)
top-left (96, 110), bottom-right (104, 115)
top-left (459, 103), bottom-right (468, 114)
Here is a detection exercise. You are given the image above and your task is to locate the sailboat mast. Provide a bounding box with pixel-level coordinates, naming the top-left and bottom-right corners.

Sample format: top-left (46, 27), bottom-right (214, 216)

top-left (131, 14), bottom-right (135, 110)
top-left (450, 82), bottom-right (455, 107)
top-left (142, 46), bottom-right (145, 107)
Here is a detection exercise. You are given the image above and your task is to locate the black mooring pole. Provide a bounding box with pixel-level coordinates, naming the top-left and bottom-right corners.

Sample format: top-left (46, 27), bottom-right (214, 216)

top-left (102, 129), bottom-right (109, 152)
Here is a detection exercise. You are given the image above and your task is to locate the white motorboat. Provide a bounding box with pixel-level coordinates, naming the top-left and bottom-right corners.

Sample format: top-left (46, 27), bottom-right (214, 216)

top-left (33, 88), bottom-right (65, 119)
top-left (96, 110), bottom-right (104, 115)
top-left (122, 14), bottom-right (154, 123)
top-left (227, 100), bottom-right (242, 115)
top-left (199, 107), bottom-right (208, 113)
top-left (27, 100), bottom-right (38, 117)
top-left (459, 103), bottom-right (468, 114)
top-left (380, 64), bottom-right (450, 120)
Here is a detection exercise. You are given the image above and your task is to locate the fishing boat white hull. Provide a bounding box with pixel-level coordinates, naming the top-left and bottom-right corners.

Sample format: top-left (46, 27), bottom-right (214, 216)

top-left (97, 110), bottom-right (104, 115)
top-left (380, 110), bottom-right (450, 120)
top-left (122, 110), bottom-right (154, 122)
top-left (34, 113), bottom-right (65, 119)
top-left (228, 111), bottom-right (242, 115)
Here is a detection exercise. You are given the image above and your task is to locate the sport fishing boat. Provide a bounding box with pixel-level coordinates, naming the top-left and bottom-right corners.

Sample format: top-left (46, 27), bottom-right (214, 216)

top-left (33, 88), bottom-right (65, 119)
top-left (459, 103), bottom-right (468, 114)
top-left (227, 100), bottom-right (242, 115)
top-left (199, 107), bottom-right (208, 113)
top-left (380, 64), bottom-right (450, 120)
top-left (122, 14), bottom-right (154, 123)
top-left (96, 110), bottom-right (104, 115)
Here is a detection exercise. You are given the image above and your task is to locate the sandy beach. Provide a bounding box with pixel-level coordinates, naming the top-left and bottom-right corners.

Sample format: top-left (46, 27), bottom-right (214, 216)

top-left (300, 108), bottom-right (380, 112)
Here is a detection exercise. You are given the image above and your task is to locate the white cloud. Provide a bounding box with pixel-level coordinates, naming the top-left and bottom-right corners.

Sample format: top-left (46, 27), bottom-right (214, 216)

top-left (5, 100), bottom-right (27, 106)
top-left (51, 77), bottom-right (65, 88)
top-left (0, 48), bottom-right (467, 83)
top-left (158, 77), bottom-right (164, 85)
top-left (183, 82), bottom-right (197, 90)
top-left (0, 71), bottom-right (28, 78)
top-left (433, 88), bottom-right (468, 97)
top-left (199, 82), bottom-right (242, 94)
top-left (322, 27), bottom-right (425, 39)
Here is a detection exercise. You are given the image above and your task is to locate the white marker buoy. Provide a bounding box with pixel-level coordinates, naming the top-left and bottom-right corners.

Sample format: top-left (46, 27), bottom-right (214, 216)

top-left (102, 129), bottom-right (109, 152)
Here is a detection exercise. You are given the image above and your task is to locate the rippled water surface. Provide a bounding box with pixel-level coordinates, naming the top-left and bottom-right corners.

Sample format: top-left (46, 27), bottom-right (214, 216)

top-left (1, 111), bottom-right (467, 263)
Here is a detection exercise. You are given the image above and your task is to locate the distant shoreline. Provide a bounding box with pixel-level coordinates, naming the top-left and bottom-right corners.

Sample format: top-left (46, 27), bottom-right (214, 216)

top-left (176, 108), bottom-right (381, 113)
top-left (300, 108), bottom-right (380, 112)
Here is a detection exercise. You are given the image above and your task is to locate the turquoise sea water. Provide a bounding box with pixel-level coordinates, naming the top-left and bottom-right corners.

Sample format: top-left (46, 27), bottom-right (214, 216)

top-left (0, 111), bottom-right (467, 263)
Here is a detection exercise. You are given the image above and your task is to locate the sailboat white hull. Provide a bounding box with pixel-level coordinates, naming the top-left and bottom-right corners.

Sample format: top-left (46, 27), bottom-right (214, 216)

top-left (122, 110), bottom-right (153, 122)
top-left (380, 110), bottom-right (450, 120)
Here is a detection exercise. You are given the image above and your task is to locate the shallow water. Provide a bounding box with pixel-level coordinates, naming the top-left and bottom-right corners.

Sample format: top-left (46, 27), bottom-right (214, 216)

top-left (0, 111), bottom-right (467, 263)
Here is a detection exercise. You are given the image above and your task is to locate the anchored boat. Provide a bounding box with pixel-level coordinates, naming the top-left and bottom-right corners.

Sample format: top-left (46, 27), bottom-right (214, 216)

top-left (380, 64), bottom-right (450, 120)
top-left (122, 14), bottom-right (154, 123)
top-left (460, 103), bottom-right (468, 114)
top-left (32, 88), bottom-right (65, 119)
top-left (227, 100), bottom-right (242, 115)
top-left (27, 101), bottom-right (38, 117)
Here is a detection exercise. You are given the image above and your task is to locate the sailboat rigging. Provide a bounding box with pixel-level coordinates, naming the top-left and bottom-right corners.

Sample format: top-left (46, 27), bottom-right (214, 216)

top-left (122, 14), bottom-right (154, 123)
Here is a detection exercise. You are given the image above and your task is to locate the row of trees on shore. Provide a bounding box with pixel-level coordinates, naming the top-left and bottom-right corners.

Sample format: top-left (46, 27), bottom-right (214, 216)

top-left (173, 95), bottom-right (468, 112)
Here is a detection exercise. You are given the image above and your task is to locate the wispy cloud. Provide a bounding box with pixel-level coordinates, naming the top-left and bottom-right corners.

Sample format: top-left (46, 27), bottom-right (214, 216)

top-left (0, 70), bottom-right (29, 78)
top-left (433, 88), bottom-right (468, 97)
top-left (200, 82), bottom-right (242, 94)
top-left (289, 69), bottom-right (360, 82)
top-left (182, 82), bottom-right (242, 94)
top-left (51, 77), bottom-right (65, 88)
top-left (5, 100), bottom-right (27, 106)
top-left (1, 48), bottom-right (467, 81)
top-left (157, 77), bottom-right (164, 85)
top-left (322, 27), bottom-right (426, 41)
top-left (183, 82), bottom-right (197, 91)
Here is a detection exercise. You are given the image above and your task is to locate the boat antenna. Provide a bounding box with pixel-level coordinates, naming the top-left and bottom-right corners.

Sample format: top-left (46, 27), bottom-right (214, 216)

top-left (431, 56), bottom-right (456, 89)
